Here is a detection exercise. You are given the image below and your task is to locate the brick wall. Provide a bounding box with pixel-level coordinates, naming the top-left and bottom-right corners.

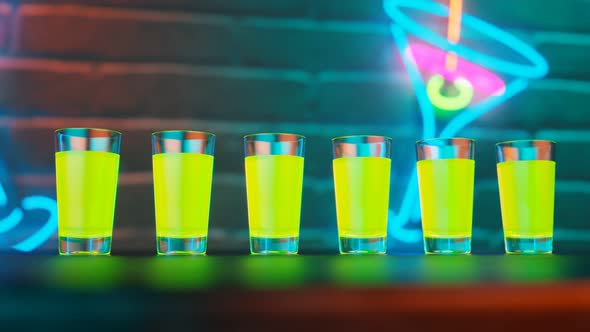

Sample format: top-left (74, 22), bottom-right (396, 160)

top-left (0, 0), bottom-right (588, 253)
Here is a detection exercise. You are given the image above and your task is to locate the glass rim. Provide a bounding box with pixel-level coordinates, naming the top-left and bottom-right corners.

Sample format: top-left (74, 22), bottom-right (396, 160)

top-left (495, 139), bottom-right (555, 163)
top-left (55, 127), bottom-right (122, 137)
top-left (416, 137), bottom-right (475, 145)
top-left (151, 130), bottom-right (215, 138)
top-left (332, 134), bottom-right (392, 143)
top-left (243, 132), bottom-right (305, 142)
top-left (496, 139), bottom-right (555, 147)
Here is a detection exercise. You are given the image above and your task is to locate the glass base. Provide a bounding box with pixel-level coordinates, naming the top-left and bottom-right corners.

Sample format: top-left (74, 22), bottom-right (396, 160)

top-left (250, 236), bottom-right (298, 255)
top-left (339, 236), bottom-right (386, 255)
top-left (424, 237), bottom-right (471, 255)
top-left (157, 236), bottom-right (207, 255)
top-left (59, 236), bottom-right (111, 255)
top-left (505, 237), bottom-right (552, 254)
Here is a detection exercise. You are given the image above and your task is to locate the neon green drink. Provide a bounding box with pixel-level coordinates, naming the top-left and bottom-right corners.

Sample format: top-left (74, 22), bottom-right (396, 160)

top-left (151, 130), bottom-right (215, 255)
top-left (244, 133), bottom-right (305, 255)
top-left (56, 150), bottom-right (119, 255)
top-left (56, 150), bottom-right (119, 238)
top-left (497, 161), bottom-right (555, 242)
top-left (416, 138), bottom-right (475, 254)
top-left (153, 153), bottom-right (214, 238)
top-left (55, 128), bottom-right (121, 255)
top-left (332, 135), bottom-right (391, 254)
top-left (333, 157), bottom-right (391, 239)
top-left (496, 140), bottom-right (556, 254)
top-left (417, 158), bottom-right (475, 239)
top-left (245, 155), bottom-right (304, 239)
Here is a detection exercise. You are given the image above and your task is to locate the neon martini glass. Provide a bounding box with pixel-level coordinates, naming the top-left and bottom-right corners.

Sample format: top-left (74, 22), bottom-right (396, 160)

top-left (383, 0), bottom-right (548, 244)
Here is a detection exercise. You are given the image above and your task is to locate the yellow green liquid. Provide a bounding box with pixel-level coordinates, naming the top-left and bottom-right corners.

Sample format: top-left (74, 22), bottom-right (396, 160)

top-left (417, 158), bottom-right (474, 239)
top-left (55, 151), bottom-right (119, 239)
top-left (152, 153), bottom-right (214, 239)
top-left (333, 157), bottom-right (391, 238)
top-left (497, 160), bottom-right (555, 239)
top-left (245, 155), bottom-right (304, 239)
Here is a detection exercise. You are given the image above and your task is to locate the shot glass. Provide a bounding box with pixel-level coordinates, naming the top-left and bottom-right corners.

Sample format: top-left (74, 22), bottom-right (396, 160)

top-left (332, 135), bottom-right (392, 254)
top-left (152, 130), bottom-right (215, 255)
top-left (55, 128), bottom-right (121, 255)
top-left (244, 133), bottom-right (305, 255)
top-left (416, 138), bottom-right (475, 254)
top-left (496, 140), bottom-right (555, 254)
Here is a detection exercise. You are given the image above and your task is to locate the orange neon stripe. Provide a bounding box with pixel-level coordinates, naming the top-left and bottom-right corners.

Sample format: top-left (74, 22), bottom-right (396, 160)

top-left (445, 0), bottom-right (463, 71)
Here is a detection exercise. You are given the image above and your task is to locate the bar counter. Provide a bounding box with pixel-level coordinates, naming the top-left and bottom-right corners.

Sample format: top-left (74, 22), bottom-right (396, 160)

top-left (2, 255), bottom-right (590, 331)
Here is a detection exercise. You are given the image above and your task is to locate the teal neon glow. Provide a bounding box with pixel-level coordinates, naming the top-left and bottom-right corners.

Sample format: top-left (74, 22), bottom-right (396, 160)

top-left (12, 196), bottom-right (58, 252)
top-left (440, 78), bottom-right (527, 138)
top-left (0, 178), bottom-right (57, 252)
top-left (0, 205), bottom-right (23, 233)
top-left (426, 74), bottom-right (474, 111)
top-left (0, 160), bottom-right (57, 251)
top-left (383, 0), bottom-right (548, 78)
top-left (0, 0), bottom-right (551, 252)
top-left (383, 0), bottom-right (548, 244)
top-left (392, 26), bottom-right (436, 139)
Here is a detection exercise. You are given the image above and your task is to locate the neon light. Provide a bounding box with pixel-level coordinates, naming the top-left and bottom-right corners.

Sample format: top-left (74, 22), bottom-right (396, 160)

top-left (447, 0), bottom-right (463, 44)
top-left (426, 74), bottom-right (474, 111)
top-left (439, 78), bottom-right (527, 137)
top-left (409, 43), bottom-right (506, 98)
top-left (389, 27), bottom-right (429, 243)
top-left (12, 196), bottom-right (58, 252)
top-left (0, 208), bottom-right (23, 233)
top-left (0, 180), bottom-right (7, 206)
top-left (383, 0), bottom-right (548, 78)
top-left (383, 0), bottom-right (548, 245)
top-left (0, 181), bottom-right (58, 252)
top-left (392, 26), bottom-right (435, 139)
top-left (0, 161), bottom-right (57, 252)
top-left (445, 0), bottom-right (463, 71)
top-left (0, 0), bottom-right (551, 251)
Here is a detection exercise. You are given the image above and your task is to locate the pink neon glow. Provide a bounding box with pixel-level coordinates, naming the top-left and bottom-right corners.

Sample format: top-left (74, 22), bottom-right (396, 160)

top-left (407, 42), bottom-right (506, 97)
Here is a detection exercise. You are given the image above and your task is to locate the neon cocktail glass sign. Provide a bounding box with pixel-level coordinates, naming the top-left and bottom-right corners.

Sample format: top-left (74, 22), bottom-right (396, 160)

top-left (383, 0), bottom-right (548, 243)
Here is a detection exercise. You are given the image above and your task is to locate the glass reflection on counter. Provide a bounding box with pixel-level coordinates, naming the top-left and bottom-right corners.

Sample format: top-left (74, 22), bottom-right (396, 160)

top-left (240, 256), bottom-right (307, 288)
top-left (419, 256), bottom-right (480, 284)
top-left (495, 256), bottom-right (566, 283)
top-left (42, 257), bottom-right (125, 289)
top-left (144, 257), bottom-right (216, 290)
top-left (329, 256), bottom-right (393, 286)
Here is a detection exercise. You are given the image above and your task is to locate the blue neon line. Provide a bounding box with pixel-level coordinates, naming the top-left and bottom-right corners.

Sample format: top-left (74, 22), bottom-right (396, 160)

top-left (0, 0), bottom-right (547, 252)
top-left (0, 208), bottom-right (23, 233)
top-left (388, 78), bottom-right (528, 243)
top-left (0, 183), bottom-right (7, 207)
top-left (389, 26), bottom-right (432, 242)
top-left (395, 169), bottom-right (419, 222)
top-left (0, 182), bottom-right (23, 235)
top-left (440, 79), bottom-right (528, 137)
top-left (392, 25), bottom-right (436, 139)
top-left (12, 196), bottom-right (57, 252)
top-left (390, 79), bottom-right (530, 242)
top-left (383, 0), bottom-right (547, 246)
top-left (383, 0), bottom-right (548, 78)
top-left (389, 200), bottom-right (423, 243)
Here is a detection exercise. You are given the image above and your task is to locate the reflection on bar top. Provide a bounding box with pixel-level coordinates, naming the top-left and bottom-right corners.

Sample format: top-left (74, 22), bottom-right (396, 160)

top-left (0, 256), bottom-right (577, 291)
